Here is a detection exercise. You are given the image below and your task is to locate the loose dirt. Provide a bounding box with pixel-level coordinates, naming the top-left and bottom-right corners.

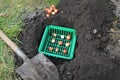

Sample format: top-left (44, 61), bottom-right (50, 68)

top-left (15, 0), bottom-right (120, 80)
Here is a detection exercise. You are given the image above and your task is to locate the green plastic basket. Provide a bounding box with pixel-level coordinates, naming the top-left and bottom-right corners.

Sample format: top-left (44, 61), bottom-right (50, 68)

top-left (38, 25), bottom-right (76, 59)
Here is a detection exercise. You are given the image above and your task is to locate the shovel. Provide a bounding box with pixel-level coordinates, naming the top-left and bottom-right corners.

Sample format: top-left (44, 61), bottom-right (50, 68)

top-left (0, 30), bottom-right (60, 80)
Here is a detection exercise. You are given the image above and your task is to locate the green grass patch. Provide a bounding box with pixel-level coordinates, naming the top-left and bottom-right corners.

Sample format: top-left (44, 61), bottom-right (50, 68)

top-left (0, 0), bottom-right (60, 80)
top-left (0, 39), bottom-right (17, 80)
top-left (46, 0), bottom-right (60, 6)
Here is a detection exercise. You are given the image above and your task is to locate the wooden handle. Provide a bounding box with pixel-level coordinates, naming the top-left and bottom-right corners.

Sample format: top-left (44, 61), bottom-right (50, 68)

top-left (0, 30), bottom-right (18, 52)
top-left (0, 30), bottom-right (28, 61)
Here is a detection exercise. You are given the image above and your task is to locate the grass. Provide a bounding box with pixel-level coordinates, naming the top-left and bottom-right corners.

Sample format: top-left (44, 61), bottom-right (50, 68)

top-left (0, 40), bottom-right (17, 80)
top-left (0, 0), bottom-right (59, 80)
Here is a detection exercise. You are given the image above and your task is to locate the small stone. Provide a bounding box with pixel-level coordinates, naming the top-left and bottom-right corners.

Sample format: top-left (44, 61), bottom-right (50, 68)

top-left (61, 11), bottom-right (64, 14)
top-left (67, 72), bottom-right (71, 75)
top-left (66, 72), bottom-right (73, 80)
top-left (110, 28), bottom-right (115, 32)
top-left (93, 29), bottom-right (97, 34)
top-left (98, 34), bottom-right (101, 37)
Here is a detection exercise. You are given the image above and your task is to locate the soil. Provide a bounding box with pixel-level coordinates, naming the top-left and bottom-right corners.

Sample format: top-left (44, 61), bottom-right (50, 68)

top-left (15, 0), bottom-right (120, 80)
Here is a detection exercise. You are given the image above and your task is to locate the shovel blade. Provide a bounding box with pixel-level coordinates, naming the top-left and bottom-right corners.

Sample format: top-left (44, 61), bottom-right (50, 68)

top-left (15, 53), bottom-right (60, 80)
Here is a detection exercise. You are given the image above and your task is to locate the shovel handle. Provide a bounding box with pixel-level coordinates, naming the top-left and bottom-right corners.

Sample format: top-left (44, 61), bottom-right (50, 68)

top-left (0, 30), bottom-right (18, 52)
top-left (0, 30), bottom-right (28, 61)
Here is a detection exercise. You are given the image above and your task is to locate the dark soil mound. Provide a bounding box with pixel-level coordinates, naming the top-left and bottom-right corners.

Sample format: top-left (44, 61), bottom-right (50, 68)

top-left (16, 0), bottom-right (120, 80)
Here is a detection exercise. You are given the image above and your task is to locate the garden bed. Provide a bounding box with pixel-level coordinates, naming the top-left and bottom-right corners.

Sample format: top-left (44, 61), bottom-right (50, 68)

top-left (15, 0), bottom-right (120, 80)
